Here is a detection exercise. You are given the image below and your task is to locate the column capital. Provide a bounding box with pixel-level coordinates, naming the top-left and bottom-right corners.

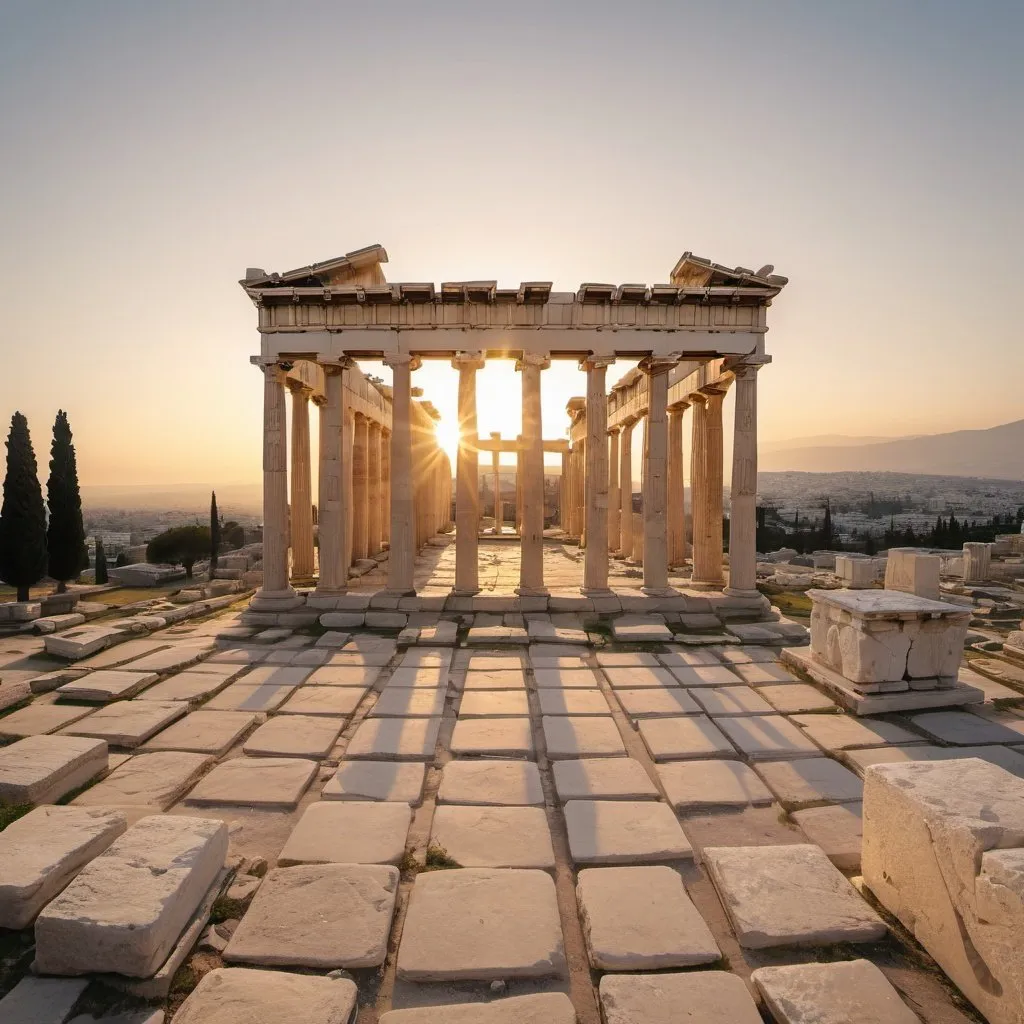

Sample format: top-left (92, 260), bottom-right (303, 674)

top-left (515, 352), bottom-right (550, 371)
top-left (452, 351), bottom-right (486, 371)
top-left (579, 354), bottom-right (616, 371)
top-left (383, 353), bottom-right (422, 371)
top-left (286, 378), bottom-right (312, 396)
top-left (638, 354), bottom-right (682, 376)
top-left (252, 359), bottom-right (291, 384)
top-left (607, 424), bottom-right (622, 436)
top-left (320, 357), bottom-right (354, 376)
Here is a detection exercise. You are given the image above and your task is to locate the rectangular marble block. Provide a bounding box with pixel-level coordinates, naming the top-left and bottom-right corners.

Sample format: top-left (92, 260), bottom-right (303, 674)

top-left (346, 718), bottom-right (442, 761)
top-left (35, 814), bottom-right (228, 977)
top-left (0, 735), bottom-right (108, 805)
top-left (56, 670), bottom-right (158, 702)
top-left (0, 806), bottom-right (127, 929)
top-left (862, 758), bottom-right (1024, 1024)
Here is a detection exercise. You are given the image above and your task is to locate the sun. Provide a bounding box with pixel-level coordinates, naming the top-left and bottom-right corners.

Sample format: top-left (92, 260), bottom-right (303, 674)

top-left (434, 418), bottom-right (462, 465)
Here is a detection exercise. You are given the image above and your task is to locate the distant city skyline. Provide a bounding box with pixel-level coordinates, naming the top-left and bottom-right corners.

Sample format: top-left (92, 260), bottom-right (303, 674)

top-left (1, 1), bottom-right (1021, 486)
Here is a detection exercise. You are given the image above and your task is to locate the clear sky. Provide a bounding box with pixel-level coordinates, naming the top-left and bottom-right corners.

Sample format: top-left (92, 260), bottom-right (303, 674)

top-left (1, 0), bottom-right (1021, 488)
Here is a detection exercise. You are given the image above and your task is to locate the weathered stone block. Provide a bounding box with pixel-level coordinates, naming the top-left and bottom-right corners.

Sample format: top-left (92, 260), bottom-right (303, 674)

top-left (379, 993), bottom-right (576, 1023)
top-left (0, 735), bottom-right (108, 805)
top-left (884, 548), bottom-right (941, 600)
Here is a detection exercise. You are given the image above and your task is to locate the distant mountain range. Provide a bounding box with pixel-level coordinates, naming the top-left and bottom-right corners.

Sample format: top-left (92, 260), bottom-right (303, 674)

top-left (760, 420), bottom-right (1024, 480)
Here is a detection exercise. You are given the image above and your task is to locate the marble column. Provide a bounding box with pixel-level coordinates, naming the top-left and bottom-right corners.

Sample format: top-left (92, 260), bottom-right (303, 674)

top-left (367, 420), bottom-right (382, 557)
top-left (692, 390), bottom-right (726, 586)
top-left (343, 408), bottom-right (354, 574)
top-left (617, 419), bottom-right (634, 557)
top-left (252, 362), bottom-right (298, 609)
top-left (560, 451), bottom-right (570, 531)
top-left (351, 414), bottom-right (369, 562)
top-left (582, 355), bottom-right (614, 593)
top-left (641, 359), bottom-right (674, 594)
top-left (314, 362), bottom-right (347, 595)
top-left (517, 352), bottom-right (549, 595)
top-left (573, 439), bottom-right (586, 546)
top-left (689, 394), bottom-right (708, 579)
top-left (384, 354), bottom-right (419, 594)
top-left (380, 428), bottom-right (391, 547)
top-left (491, 438), bottom-right (503, 535)
top-left (515, 441), bottom-right (524, 537)
top-left (287, 382), bottom-right (315, 580)
top-left (726, 365), bottom-right (759, 596)
top-left (608, 427), bottom-right (620, 554)
top-left (667, 404), bottom-right (687, 568)
top-left (453, 353), bottom-right (484, 594)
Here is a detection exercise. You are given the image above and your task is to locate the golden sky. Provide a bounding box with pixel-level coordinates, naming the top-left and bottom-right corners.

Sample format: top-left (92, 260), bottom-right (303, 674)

top-left (1, 1), bottom-right (1021, 488)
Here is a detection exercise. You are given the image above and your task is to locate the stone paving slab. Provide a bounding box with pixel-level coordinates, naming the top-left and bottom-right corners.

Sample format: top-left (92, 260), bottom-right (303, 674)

top-left (733, 661), bottom-right (802, 685)
top-left (457, 690), bottom-right (530, 717)
top-left (715, 715), bottom-right (822, 760)
top-left (0, 977), bottom-right (90, 1024)
top-left (346, 718), bottom-right (442, 761)
top-left (907, 709), bottom-right (1024, 745)
top-left (379, 993), bottom-right (577, 1023)
top-left (278, 801), bottom-right (412, 866)
top-left (74, 751), bottom-right (214, 812)
top-left (597, 651), bottom-right (660, 667)
top-left (657, 760), bottom-right (774, 811)
top-left (207, 647), bottom-right (268, 666)
top-left (537, 688), bottom-right (612, 715)
top-left (751, 959), bottom-right (922, 1024)
top-left (397, 868), bottom-right (565, 981)
top-left (461, 668), bottom-right (527, 691)
top-left (385, 666), bottom-right (448, 688)
top-left (715, 646), bottom-right (779, 664)
top-left (704, 844), bottom-right (886, 948)
top-left (56, 670), bottom-right (159, 703)
top-left (122, 644), bottom-right (215, 674)
top-left (788, 713), bottom-right (922, 751)
top-left (370, 688), bottom-right (448, 718)
top-left (75, 639), bottom-right (170, 669)
top-left (466, 655), bottom-right (522, 671)
top-left (0, 702), bottom-right (95, 739)
top-left (666, 664), bottom-right (744, 687)
top-left (658, 648), bottom-right (721, 668)
top-left (543, 715), bottom-right (626, 758)
top-left (307, 665), bottom-right (382, 687)
top-left (63, 700), bottom-right (186, 749)
top-left (451, 717), bottom-right (534, 758)
top-left (533, 667), bottom-right (601, 689)
top-left (242, 714), bottom-right (344, 758)
top-left (224, 864), bottom-right (399, 968)
top-left (430, 805), bottom-right (555, 868)
top-left (321, 760), bottom-right (427, 805)
top-left (132, 669), bottom-right (239, 703)
top-left (185, 757), bottom-right (317, 809)
top-left (602, 666), bottom-right (679, 690)
top-left (141, 710), bottom-right (258, 756)
top-left (438, 759), bottom-right (544, 805)
top-left (203, 682), bottom-right (298, 713)
top-left (552, 757), bottom-right (660, 801)
top-left (277, 684), bottom-right (366, 716)
top-left (758, 683), bottom-right (837, 714)
top-left (612, 617), bottom-right (673, 642)
top-left (690, 685), bottom-right (774, 716)
top-left (614, 688), bottom-right (702, 718)
top-left (599, 970), bottom-right (763, 1024)
top-left (173, 967), bottom-right (358, 1024)
top-left (0, 735), bottom-right (108, 804)
top-left (577, 865), bottom-right (719, 969)
top-left (0, 806), bottom-right (127, 929)
top-left (791, 802), bottom-right (864, 871)
top-left (564, 800), bottom-right (692, 864)
top-left (35, 814), bottom-right (228, 977)
top-left (842, 742), bottom-right (1024, 778)
top-left (637, 715), bottom-right (736, 761)
top-left (753, 757), bottom-right (864, 810)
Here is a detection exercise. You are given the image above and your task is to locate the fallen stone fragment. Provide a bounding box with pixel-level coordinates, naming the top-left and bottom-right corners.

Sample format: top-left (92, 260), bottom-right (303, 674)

top-left (277, 801), bottom-right (412, 865)
top-left (172, 967), bottom-right (358, 1024)
top-left (577, 865), bottom-right (719, 969)
top-left (704, 844), bottom-right (886, 949)
top-left (564, 800), bottom-right (692, 864)
top-left (379, 993), bottom-right (576, 1023)
top-left (0, 734), bottom-right (108, 805)
top-left (599, 971), bottom-right (762, 1024)
top-left (0, 805), bottom-right (127, 929)
top-left (397, 868), bottom-right (564, 981)
top-left (751, 959), bottom-right (921, 1023)
top-left (223, 864), bottom-right (398, 968)
top-left (35, 814), bottom-right (228, 977)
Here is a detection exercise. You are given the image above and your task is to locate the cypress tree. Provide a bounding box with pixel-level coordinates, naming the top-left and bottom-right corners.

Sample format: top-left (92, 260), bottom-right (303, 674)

top-left (0, 412), bottom-right (48, 602)
top-left (46, 410), bottom-right (87, 593)
top-left (94, 536), bottom-right (109, 584)
top-left (210, 491), bottom-right (220, 574)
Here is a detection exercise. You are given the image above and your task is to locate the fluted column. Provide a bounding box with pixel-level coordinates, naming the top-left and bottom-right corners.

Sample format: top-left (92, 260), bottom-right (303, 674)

top-left (726, 365), bottom-right (760, 596)
top-left (516, 352), bottom-right (549, 595)
top-left (287, 382), bottom-right (315, 580)
top-left (367, 420), bottom-right (382, 556)
top-left (384, 354), bottom-right (420, 594)
top-left (315, 362), bottom-right (347, 595)
top-left (608, 428), bottom-right (620, 553)
top-left (515, 441), bottom-right (524, 537)
top-left (560, 451), bottom-right (570, 531)
top-left (453, 353), bottom-right (484, 594)
top-left (351, 413), bottom-right (369, 561)
top-left (343, 407), bottom-right (354, 574)
top-left (692, 390), bottom-right (726, 586)
top-left (381, 428), bottom-right (391, 547)
top-left (491, 436), bottom-right (503, 534)
top-left (667, 404), bottom-right (687, 568)
top-left (573, 440), bottom-right (586, 546)
top-left (617, 419), bottom-right (634, 557)
top-left (582, 355), bottom-right (614, 593)
top-left (251, 362), bottom-right (297, 608)
top-left (641, 359), bottom-right (674, 595)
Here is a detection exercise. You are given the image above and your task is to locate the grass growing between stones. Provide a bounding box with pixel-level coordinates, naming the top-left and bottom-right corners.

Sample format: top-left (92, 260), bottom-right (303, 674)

top-left (210, 895), bottom-right (248, 923)
top-left (0, 803), bottom-right (32, 832)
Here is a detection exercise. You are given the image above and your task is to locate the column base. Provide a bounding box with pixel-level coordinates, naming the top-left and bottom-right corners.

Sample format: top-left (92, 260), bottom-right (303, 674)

top-left (451, 586), bottom-right (481, 596)
top-left (580, 586), bottom-right (612, 597)
top-left (515, 586), bottom-right (550, 597)
top-left (313, 585), bottom-right (348, 598)
top-left (688, 578), bottom-right (727, 592)
top-left (249, 588), bottom-right (304, 612)
top-left (641, 586), bottom-right (676, 598)
top-left (382, 588), bottom-right (417, 598)
top-left (723, 586), bottom-right (762, 601)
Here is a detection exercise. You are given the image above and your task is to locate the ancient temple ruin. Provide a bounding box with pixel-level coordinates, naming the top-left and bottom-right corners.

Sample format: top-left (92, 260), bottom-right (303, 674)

top-left (240, 245), bottom-right (787, 617)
